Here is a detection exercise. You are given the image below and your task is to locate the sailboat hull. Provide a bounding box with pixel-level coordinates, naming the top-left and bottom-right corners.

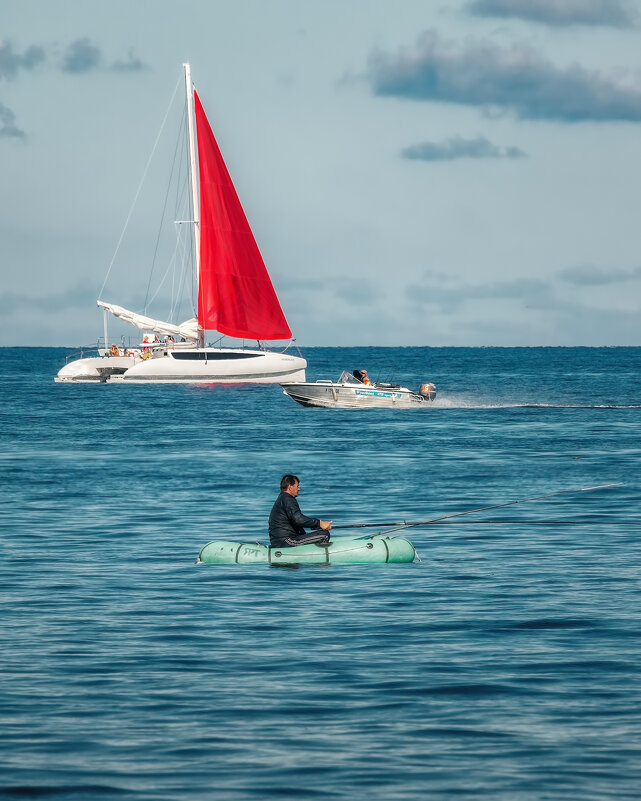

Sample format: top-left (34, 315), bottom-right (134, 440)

top-left (121, 347), bottom-right (305, 383)
top-left (56, 348), bottom-right (305, 384)
top-left (55, 355), bottom-right (138, 383)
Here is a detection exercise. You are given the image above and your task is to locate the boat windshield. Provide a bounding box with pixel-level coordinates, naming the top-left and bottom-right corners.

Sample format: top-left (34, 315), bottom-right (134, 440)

top-left (338, 370), bottom-right (362, 384)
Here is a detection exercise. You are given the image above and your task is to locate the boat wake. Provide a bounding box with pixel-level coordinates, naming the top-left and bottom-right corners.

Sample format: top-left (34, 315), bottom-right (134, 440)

top-left (431, 399), bottom-right (641, 410)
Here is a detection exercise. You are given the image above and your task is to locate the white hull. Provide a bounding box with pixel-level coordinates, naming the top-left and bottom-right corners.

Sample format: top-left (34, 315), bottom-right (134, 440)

top-left (55, 355), bottom-right (138, 382)
top-left (57, 348), bottom-right (306, 384)
top-left (281, 380), bottom-right (434, 409)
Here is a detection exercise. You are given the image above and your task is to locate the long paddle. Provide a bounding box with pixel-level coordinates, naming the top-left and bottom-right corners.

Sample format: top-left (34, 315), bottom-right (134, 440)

top-left (330, 482), bottom-right (624, 536)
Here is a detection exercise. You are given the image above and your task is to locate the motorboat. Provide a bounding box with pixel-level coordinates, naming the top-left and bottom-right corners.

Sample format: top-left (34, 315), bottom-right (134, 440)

top-left (56, 64), bottom-right (306, 384)
top-left (281, 370), bottom-right (437, 409)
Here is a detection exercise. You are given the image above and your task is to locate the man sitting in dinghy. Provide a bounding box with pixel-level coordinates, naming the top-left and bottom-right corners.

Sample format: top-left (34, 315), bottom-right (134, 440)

top-left (268, 475), bottom-right (332, 547)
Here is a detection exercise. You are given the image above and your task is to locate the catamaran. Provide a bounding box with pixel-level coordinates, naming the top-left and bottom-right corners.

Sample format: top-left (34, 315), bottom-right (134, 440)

top-left (56, 64), bottom-right (306, 384)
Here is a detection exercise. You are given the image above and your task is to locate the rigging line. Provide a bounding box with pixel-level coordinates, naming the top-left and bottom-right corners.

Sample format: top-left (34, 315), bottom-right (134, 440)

top-left (169, 152), bottom-right (197, 316)
top-left (167, 144), bottom-right (193, 321)
top-left (330, 483), bottom-right (624, 535)
top-left (147, 232), bottom-right (182, 308)
top-left (145, 110), bottom-right (186, 312)
top-left (176, 169), bottom-right (198, 319)
top-left (155, 169), bottom-right (192, 321)
top-left (175, 222), bottom-right (194, 321)
top-left (99, 75), bottom-right (182, 301)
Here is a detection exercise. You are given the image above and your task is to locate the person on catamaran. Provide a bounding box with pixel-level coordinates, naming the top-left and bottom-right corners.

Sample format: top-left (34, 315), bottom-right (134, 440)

top-left (268, 475), bottom-right (332, 547)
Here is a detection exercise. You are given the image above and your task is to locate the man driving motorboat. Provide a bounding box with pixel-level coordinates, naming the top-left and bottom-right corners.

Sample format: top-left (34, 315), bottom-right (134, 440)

top-left (353, 369), bottom-right (372, 385)
top-left (268, 475), bottom-right (332, 547)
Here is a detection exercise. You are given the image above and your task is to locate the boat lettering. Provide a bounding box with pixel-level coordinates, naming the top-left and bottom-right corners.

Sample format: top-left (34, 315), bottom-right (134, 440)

top-left (355, 390), bottom-right (393, 398)
top-left (241, 546), bottom-right (263, 556)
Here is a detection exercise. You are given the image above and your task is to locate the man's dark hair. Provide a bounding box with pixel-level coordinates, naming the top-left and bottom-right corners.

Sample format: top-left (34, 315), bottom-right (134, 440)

top-left (280, 474), bottom-right (299, 492)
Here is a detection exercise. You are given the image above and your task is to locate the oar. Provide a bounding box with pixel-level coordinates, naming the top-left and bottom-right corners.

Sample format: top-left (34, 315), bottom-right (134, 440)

top-left (330, 482), bottom-right (624, 536)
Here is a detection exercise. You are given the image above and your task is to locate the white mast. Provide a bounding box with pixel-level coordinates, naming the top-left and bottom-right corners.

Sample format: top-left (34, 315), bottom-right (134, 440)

top-left (102, 306), bottom-right (109, 352)
top-left (183, 63), bottom-right (204, 347)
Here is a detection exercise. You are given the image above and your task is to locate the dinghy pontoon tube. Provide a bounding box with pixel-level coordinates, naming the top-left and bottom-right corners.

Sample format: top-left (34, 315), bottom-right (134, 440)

top-left (198, 535), bottom-right (416, 565)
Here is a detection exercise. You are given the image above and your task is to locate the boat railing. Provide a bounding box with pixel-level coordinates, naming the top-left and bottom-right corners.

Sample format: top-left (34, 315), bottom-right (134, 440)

top-left (206, 337), bottom-right (302, 358)
top-left (278, 340), bottom-right (305, 359)
top-left (69, 335), bottom-right (145, 361)
top-left (64, 345), bottom-right (100, 364)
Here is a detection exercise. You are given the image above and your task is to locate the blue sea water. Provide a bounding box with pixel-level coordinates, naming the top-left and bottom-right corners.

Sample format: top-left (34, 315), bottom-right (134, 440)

top-left (1, 346), bottom-right (640, 800)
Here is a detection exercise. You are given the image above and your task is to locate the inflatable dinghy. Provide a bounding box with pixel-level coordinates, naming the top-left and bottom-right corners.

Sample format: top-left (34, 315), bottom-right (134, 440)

top-left (198, 535), bottom-right (416, 565)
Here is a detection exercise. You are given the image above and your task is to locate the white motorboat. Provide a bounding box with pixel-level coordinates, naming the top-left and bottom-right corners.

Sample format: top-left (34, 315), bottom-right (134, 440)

top-left (56, 64), bottom-right (306, 385)
top-left (281, 371), bottom-right (437, 409)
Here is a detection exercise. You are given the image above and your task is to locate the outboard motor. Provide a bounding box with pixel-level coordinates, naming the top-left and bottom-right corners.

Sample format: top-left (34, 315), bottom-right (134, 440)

top-left (419, 382), bottom-right (437, 401)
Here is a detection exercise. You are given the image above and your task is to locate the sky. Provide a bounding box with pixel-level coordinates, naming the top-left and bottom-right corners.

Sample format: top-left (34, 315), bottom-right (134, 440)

top-left (2, 0), bottom-right (641, 346)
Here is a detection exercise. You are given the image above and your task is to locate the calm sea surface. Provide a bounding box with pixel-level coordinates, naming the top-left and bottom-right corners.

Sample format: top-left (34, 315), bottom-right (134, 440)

top-left (1, 346), bottom-right (640, 800)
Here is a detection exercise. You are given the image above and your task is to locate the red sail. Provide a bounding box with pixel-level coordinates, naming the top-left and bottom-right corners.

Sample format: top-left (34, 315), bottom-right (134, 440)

top-left (194, 91), bottom-right (292, 340)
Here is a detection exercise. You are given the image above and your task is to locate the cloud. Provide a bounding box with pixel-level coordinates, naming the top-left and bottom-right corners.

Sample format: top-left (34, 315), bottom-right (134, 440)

top-left (0, 284), bottom-right (98, 316)
top-left (1, 38), bottom-right (146, 78)
top-left (276, 273), bottom-right (326, 293)
top-left (60, 39), bottom-right (148, 74)
top-left (0, 40), bottom-right (46, 79)
top-left (367, 29), bottom-right (641, 122)
top-left (111, 49), bottom-right (147, 73)
top-left (0, 38), bottom-right (146, 144)
top-left (0, 41), bottom-right (46, 141)
top-left (405, 269), bottom-right (641, 345)
top-left (0, 102), bottom-right (25, 139)
top-left (333, 278), bottom-right (381, 305)
top-left (402, 136), bottom-right (526, 161)
top-left (61, 38), bottom-right (102, 74)
top-left (558, 264), bottom-right (641, 285)
top-left (466, 0), bottom-right (637, 28)
top-left (405, 275), bottom-right (554, 312)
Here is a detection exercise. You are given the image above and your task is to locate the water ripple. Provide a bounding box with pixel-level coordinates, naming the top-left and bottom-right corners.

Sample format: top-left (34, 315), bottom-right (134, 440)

top-left (1, 347), bottom-right (640, 800)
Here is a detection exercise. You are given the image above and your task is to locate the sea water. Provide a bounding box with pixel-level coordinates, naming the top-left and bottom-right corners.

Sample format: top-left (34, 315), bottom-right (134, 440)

top-left (1, 346), bottom-right (640, 800)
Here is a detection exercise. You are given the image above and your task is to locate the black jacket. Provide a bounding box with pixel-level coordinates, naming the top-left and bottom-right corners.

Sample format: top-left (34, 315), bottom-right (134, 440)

top-left (268, 492), bottom-right (321, 546)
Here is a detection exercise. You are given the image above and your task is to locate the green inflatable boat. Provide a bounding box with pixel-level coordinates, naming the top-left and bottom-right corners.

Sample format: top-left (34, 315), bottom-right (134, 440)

top-left (197, 535), bottom-right (416, 565)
